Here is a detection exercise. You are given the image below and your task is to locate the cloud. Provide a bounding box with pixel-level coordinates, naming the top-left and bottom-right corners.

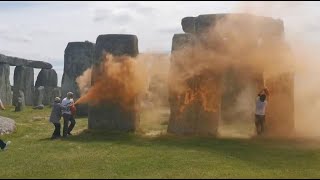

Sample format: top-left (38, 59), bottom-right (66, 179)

top-left (2, 1), bottom-right (320, 87)
top-left (93, 8), bottom-right (133, 24)
top-left (157, 27), bottom-right (183, 34)
top-left (0, 33), bottom-right (32, 43)
top-left (120, 2), bottom-right (155, 15)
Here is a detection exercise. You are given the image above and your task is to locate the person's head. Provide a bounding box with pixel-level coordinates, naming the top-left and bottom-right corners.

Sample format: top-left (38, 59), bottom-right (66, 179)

top-left (54, 97), bottom-right (61, 103)
top-left (67, 92), bottom-right (74, 99)
top-left (260, 94), bottom-right (266, 102)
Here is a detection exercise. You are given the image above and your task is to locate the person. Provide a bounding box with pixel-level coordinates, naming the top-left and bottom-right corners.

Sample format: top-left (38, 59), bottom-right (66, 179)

top-left (0, 98), bottom-right (10, 150)
top-left (61, 92), bottom-right (76, 137)
top-left (0, 139), bottom-right (11, 151)
top-left (49, 97), bottom-right (64, 139)
top-left (255, 88), bottom-right (268, 135)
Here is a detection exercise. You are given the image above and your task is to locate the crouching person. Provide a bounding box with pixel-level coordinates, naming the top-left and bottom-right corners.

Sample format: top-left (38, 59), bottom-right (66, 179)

top-left (49, 97), bottom-right (63, 139)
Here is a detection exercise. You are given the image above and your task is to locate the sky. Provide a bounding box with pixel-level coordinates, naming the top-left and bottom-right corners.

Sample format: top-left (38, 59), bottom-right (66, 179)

top-left (1, 1), bottom-right (320, 86)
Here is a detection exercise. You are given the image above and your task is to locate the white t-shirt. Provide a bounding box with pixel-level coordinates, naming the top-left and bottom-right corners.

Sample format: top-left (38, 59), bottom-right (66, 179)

top-left (61, 98), bottom-right (74, 115)
top-left (255, 97), bottom-right (267, 115)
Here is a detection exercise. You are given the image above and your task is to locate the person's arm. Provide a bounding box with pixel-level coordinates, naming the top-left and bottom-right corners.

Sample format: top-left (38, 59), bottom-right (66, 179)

top-left (59, 103), bottom-right (67, 110)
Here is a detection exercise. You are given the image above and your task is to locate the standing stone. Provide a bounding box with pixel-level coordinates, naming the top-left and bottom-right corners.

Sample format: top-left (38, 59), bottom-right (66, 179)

top-left (35, 69), bottom-right (57, 87)
top-left (34, 86), bottom-right (45, 107)
top-left (265, 73), bottom-right (294, 136)
top-left (52, 87), bottom-right (61, 102)
top-left (221, 66), bottom-right (263, 124)
top-left (88, 34), bottom-right (139, 131)
top-left (181, 17), bottom-right (196, 34)
top-left (167, 33), bottom-right (221, 136)
top-left (35, 69), bottom-right (58, 105)
top-left (0, 63), bottom-right (11, 105)
top-left (194, 14), bottom-right (226, 35)
top-left (14, 90), bottom-right (25, 112)
top-left (13, 66), bottom-right (34, 106)
top-left (61, 41), bottom-right (95, 116)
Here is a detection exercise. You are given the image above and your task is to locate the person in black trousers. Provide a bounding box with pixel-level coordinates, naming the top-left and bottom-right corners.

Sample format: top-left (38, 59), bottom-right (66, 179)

top-left (49, 97), bottom-right (64, 139)
top-left (0, 139), bottom-right (11, 150)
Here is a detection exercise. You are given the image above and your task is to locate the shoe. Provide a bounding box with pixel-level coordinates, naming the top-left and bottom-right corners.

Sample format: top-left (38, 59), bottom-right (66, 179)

top-left (3, 141), bottom-right (11, 150)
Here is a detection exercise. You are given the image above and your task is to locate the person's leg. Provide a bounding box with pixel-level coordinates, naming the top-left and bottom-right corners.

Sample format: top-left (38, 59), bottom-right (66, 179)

top-left (52, 123), bottom-right (61, 138)
top-left (0, 139), bottom-right (6, 149)
top-left (51, 123), bottom-right (56, 138)
top-left (261, 115), bottom-right (266, 134)
top-left (56, 123), bottom-right (61, 137)
top-left (68, 116), bottom-right (76, 135)
top-left (255, 115), bottom-right (261, 135)
top-left (63, 114), bottom-right (69, 137)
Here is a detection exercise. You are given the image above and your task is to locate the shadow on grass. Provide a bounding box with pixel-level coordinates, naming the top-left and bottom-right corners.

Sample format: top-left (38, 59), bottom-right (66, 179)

top-left (59, 129), bottom-right (320, 170)
top-left (39, 137), bottom-right (55, 141)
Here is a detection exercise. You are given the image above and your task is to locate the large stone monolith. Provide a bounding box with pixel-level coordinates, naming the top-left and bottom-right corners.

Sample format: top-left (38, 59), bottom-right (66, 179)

top-left (35, 69), bottom-right (58, 105)
top-left (0, 63), bottom-right (11, 105)
top-left (34, 86), bottom-right (45, 107)
top-left (12, 66), bottom-right (34, 106)
top-left (61, 41), bottom-right (95, 116)
top-left (167, 33), bottom-right (221, 136)
top-left (265, 73), bottom-right (294, 136)
top-left (88, 34), bottom-right (139, 131)
top-left (14, 90), bottom-right (25, 112)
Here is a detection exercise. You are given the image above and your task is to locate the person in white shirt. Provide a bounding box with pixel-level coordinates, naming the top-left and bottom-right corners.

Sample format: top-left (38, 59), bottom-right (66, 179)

top-left (255, 89), bottom-right (268, 135)
top-left (61, 92), bottom-right (76, 137)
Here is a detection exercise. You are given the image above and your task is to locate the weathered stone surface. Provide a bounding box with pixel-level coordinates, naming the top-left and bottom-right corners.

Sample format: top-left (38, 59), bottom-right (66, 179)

top-left (171, 33), bottom-right (195, 52)
top-left (181, 17), bottom-right (196, 33)
top-left (0, 63), bottom-right (11, 105)
top-left (13, 66), bottom-right (34, 106)
top-left (14, 90), bottom-right (25, 112)
top-left (34, 86), bottom-right (45, 107)
top-left (26, 61), bottom-right (52, 69)
top-left (0, 54), bottom-right (52, 69)
top-left (61, 41), bottom-right (95, 115)
top-left (52, 87), bottom-right (61, 102)
top-left (0, 116), bottom-right (16, 135)
top-left (168, 73), bottom-right (222, 136)
top-left (94, 34), bottom-right (139, 60)
top-left (33, 104), bottom-right (44, 110)
top-left (265, 73), bottom-right (294, 136)
top-left (194, 13), bottom-right (226, 35)
top-left (194, 13), bottom-right (284, 38)
top-left (88, 34), bottom-right (139, 131)
top-left (168, 34), bottom-right (221, 136)
top-left (47, 87), bottom-right (61, 107)
top-left (35, 69), bottom-right (57, 87)
top-left (220, 67), bottom-right (263, 124)
top-left (35, 69), bottom-right (58, 105)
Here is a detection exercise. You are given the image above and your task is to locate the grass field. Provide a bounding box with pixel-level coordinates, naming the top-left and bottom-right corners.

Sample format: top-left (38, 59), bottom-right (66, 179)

top-left (0, 106), bottom-right (320, 178)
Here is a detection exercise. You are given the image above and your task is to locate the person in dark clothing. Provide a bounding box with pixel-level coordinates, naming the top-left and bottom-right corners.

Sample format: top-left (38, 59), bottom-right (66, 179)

top-left (49, 97), bottom-right (64, 139)
top-left (0, 139), bottom-right (11, 151)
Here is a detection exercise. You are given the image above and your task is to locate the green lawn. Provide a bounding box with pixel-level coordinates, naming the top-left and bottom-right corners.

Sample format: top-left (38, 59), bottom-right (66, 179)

top-left (0, 106), bottom-right (320, 178)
